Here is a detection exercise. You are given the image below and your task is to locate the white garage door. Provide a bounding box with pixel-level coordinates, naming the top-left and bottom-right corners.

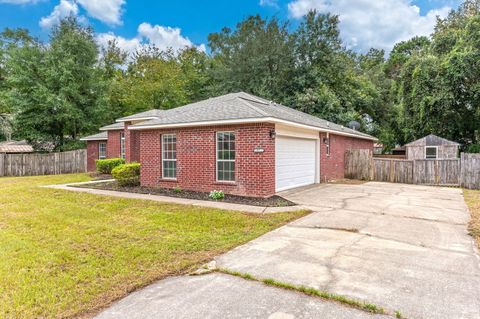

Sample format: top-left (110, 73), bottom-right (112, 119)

top-left (275, 136), bottom-right (317, 192)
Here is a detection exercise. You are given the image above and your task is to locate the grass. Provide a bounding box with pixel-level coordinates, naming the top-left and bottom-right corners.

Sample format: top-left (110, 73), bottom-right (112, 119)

top-left (0, 174), bottom-right (308, 318)
top-left (217, 269), bottom-right (385, 315)
top-left (464, 189), bottom-right (480, 248)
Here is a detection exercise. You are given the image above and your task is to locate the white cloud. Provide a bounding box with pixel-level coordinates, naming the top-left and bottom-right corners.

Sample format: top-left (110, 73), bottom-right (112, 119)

top-left (0, 0), bottom-right (42, 3)
top-left (39, 0), bottom-right (78, 29)
top-left (288, 0), bottom-right (451, 52)
top-left (259, 0), bottom-right (279, 8)
top-left (96, 32), bottom-right (142, 54)
top-left (96, 23), bottom-right (206, 56)
top-left (77, 0), bottom-right (125, 26)
top-left (39, 0), bottom-right (125, 28)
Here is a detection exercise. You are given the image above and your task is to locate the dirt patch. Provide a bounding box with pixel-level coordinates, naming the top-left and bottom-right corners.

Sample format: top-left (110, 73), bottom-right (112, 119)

top-left (74, 182), bottom-right (297, 207)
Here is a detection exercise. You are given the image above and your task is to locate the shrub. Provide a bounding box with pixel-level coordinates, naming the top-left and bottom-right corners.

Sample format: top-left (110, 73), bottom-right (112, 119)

top-left (96, 158), bottom-right (125, 174)
top-left (173, 186), bottom-right (182, 193)
top-left (112, 163), bottom-right (141, 186)
top-left (209, 190), bottom-right (225, 200)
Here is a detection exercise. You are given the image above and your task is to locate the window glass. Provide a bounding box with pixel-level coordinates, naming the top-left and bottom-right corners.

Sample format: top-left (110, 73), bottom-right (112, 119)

top-left (120, 132), bottom-right (126, 159)
top-left (162, 134), bottom-right (177, 179)
top-left (98, 142), bottom-right (106, 159)
top-left (217, 132), bottom-right (235, 181)
top-left (426, 146), bottom-right (437, 159)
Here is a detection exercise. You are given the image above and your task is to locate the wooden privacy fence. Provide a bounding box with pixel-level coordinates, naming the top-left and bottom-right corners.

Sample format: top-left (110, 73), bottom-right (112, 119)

top-left (345, 149), bottom-right (480, 189)
top-left (0, 149), bottom-right (86, 177)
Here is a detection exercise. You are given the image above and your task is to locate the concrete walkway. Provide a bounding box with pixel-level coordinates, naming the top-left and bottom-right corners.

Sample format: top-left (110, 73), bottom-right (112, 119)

top-left (44, 181), bottom-right (302, 214)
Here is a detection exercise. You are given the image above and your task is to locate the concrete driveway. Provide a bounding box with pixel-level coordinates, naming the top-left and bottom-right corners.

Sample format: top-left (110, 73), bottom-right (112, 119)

top-left (216, 182), bottom-right (480, 319)
top-left (95, 181), bottom-right (480, 319)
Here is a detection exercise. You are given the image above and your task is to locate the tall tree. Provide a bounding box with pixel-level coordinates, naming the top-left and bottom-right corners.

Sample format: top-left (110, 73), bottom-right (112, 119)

top-left (208, 15), bottom-right (295, 102)
top-left (6, 17), bottom-right (107, 150)
top-left (395, 0), bottom-right (480, 146)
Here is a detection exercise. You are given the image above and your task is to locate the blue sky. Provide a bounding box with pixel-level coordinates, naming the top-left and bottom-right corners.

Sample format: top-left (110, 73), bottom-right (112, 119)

top-left (0, 0), bottom-right (461, 53)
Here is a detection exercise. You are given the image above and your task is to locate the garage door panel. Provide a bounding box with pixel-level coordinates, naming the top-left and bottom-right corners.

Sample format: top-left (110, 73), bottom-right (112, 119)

top-left (275, 136), bottom-right (317, 192)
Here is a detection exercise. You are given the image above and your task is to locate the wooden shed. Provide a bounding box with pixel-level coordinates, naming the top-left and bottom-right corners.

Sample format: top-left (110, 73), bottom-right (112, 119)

top-left (405, 134), bottom-right (459, 160)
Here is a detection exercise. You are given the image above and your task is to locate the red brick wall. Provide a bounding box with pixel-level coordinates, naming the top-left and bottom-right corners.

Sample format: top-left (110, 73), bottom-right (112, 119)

top-left (125, 121), bottom-right (140, 163)
top-left (107, 130), bottom-right (123, 158)
top-left (86, 141), bottom-right (100, 172)
top-left (140, 123), bottom-right (275, 197)
top-left (319, 132), bottom-right (373, 181)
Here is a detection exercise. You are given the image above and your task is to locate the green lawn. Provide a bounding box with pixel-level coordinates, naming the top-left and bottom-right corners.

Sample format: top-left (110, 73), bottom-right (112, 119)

top-left (464, 189), bottom-right (480, 249)
top-left (0, 174), bottom-right (307, 318)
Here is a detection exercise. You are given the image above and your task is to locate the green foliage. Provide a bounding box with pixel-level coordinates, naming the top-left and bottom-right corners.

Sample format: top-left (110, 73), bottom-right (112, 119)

top-left (467, 144), bottom-right (480, 153)
top-left (111, 162), bottom-right (141, 186)
top-left (95, 158), bottom-right (125, 174)
top-left (209, 190), bottom-right (225, 200)
top-left (4, 18), bottom-right (107, 151)
top-left (173, 186), bottom-right (182, 193)
top-left (391, 1), bottom-right (480, 146)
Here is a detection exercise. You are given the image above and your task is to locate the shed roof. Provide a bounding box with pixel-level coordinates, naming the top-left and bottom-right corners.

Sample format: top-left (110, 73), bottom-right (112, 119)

top-left (0, 140), bottom-right (34, 153)
top-left (130, 92), bottom-right (376, 140)
top-left (405, 134), bottom-right (460, 147)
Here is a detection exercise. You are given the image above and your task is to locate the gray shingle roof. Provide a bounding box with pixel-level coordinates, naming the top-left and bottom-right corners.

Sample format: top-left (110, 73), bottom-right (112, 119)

top-left (130, 92), bottom-right (376, 140)
top-left (405, 134), bottom-right (460, 146)
top-left (99, 122), bottom-right (124, 131)
top-left (116, 109), bottom-right (165, 122)
top-left (80, 131), bottom-right (108, 141)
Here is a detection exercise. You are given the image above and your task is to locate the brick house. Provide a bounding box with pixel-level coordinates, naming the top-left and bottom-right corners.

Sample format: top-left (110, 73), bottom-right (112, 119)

top-left (81, 92), bottom-right (375, 197)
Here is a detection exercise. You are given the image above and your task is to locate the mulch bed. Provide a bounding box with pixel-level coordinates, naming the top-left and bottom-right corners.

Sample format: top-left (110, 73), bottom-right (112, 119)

top-left (75, 181), bottom-right (297, 207)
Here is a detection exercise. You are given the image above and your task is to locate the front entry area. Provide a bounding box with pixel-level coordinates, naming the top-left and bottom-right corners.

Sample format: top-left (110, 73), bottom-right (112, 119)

top-left (275, 136), bottom-right (317, 192)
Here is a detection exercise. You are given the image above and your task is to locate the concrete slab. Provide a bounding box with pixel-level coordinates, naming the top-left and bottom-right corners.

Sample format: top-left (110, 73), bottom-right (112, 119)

top-left (216, 182), bottom-right (480, 319)
top-left (94, 273), bottom-right (390, 319)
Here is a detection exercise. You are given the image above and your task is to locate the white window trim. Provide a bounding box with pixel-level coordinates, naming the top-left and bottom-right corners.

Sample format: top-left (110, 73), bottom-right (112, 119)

top-left (216, 131), bottom-right (235, 182)
top-left (162, 134), bottom-right (177, 180)
top-left (425, 146), bottom-right (438, 159)
top-left (120, 132), bottom-right (126, 159)
top-left (98, 142), bottom-right (107, 159)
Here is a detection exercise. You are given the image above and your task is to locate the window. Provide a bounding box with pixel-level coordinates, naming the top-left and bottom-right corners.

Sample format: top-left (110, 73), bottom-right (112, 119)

top-left (425, 146), bottom-right (437, 159)
top-left (98, 142), bottom-right (106, 159)
top-left (216, 132), bottom-right (235, 182)
top-left (162, 134), bottom-right (177, 179)
top-left (325, 136), bottom-right (331, 156)
top-left (120, 132), bottom-right (126, 159)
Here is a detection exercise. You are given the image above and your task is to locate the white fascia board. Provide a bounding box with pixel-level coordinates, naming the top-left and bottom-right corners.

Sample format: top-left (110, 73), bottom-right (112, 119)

top-left (129, 117), bottom-right (377, 141)
top-left (99, 127), bottom-right (124, 131)
top-left (80, 137), bottom-right (108, 141)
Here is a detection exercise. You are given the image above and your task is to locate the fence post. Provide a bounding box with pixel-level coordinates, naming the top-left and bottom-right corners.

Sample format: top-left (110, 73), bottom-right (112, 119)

top-left (0, 153), bottom-right (4, 177)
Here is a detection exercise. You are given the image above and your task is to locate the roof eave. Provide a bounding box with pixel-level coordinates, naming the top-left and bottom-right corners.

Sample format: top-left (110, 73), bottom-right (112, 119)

top-left (80, 137), bottom-right (108, 141)
top-left (129, 117), bottom-right (377, 141)
top-left (116, 116), bottom-right (159, 123)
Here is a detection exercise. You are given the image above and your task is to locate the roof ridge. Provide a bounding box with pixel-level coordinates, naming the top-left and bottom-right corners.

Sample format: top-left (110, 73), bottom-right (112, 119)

top-left (237, 97), bottom-right (269, 117)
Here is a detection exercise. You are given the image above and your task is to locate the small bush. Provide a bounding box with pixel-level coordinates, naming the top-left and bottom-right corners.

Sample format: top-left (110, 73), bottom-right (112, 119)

top-left (173, 186), bottom-right (182, 193)
top-left (209, 190), bottom-right (225, 200)
top-left (96, 158), bottom-right (125, 174)
top-left (112, 163), bottom-right (141, 186)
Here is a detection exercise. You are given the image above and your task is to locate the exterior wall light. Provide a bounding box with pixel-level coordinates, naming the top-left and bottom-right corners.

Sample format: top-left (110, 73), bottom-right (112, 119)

top-left (269, 129), bottom-right (276, 139)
